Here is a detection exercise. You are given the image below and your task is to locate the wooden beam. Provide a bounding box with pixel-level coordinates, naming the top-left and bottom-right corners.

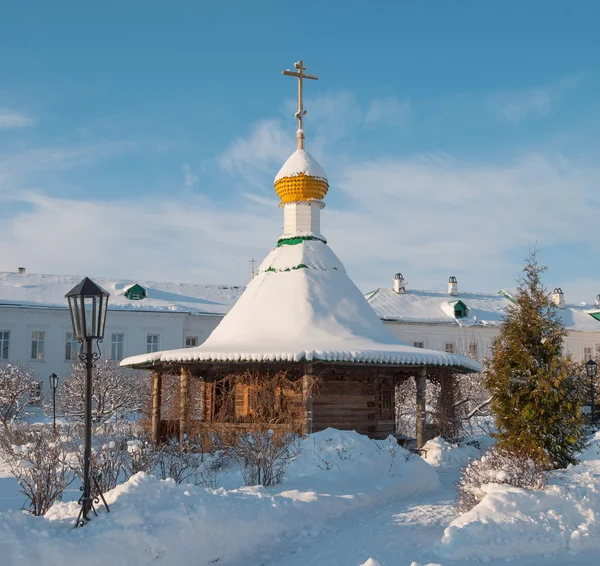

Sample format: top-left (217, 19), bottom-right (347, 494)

top-left (179, 366), bottom-right (190, 444)
top-left (151, 371), bottom-right (162, 444)
top-left (415, 367), bottom-right (427, 449)
top-left (303, 362), bottom-right (314, 435)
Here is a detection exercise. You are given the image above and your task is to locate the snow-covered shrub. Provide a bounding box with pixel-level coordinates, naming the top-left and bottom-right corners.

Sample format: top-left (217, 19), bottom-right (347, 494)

top-left (123, 438), bottom-right (160, 478)
top-left (231, 430), bottom-right (301, 487)
top-left (456, 446), bottom-right (547, 512)
top-left (0, 364), bottom-right (39, 431)
top-left (0, 424), bottom-right (76, 515)
top-left (156, 444), bottom-right (203, 484)
top-left (74, 439), bottom-right (127, 493)
top-left (58, 361), bottom-right (151, 423)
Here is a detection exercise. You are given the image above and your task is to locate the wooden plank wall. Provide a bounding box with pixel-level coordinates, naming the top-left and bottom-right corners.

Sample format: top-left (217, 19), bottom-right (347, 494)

top-left (312, 366), bottom-right (399, 439)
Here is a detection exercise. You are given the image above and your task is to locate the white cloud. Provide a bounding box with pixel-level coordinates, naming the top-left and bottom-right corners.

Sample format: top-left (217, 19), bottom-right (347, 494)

top-left (487, 75), bottom-right (582, 124)
top-left (218, 119), bottom-right (292, 190)
top-left (2, 149), bottom-right (599, 302)
top-left (182, 164), bottom-right (198, 187)
top-left (0, 109), bottom-right (34, 129)
top-left (365, 97), bottom-right (411, 126)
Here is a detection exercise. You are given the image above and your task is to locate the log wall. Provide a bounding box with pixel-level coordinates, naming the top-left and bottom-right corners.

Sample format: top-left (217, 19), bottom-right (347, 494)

top-left (312, 365), bottom-right (402, 439)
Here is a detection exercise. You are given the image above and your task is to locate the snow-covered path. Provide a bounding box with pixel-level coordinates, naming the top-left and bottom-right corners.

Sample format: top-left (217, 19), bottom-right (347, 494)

top-left (232, 470), bottom-right (456, 566)
top-left (237, 469), bottom-right (600, 566)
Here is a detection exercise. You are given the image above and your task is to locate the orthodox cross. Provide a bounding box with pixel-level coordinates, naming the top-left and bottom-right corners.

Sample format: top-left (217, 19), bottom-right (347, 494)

top-left (282, 60), bottom-right (319, 149)
top-left (249, 258), bottom-right (257, 280)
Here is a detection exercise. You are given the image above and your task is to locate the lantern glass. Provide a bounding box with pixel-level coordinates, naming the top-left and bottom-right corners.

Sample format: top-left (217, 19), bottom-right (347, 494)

top-left (65, 278), bottom-right (110, 340)
top-left (48, 373), bottom-right (59, 390)
top-left (586, 359), bottom-right (597, 378)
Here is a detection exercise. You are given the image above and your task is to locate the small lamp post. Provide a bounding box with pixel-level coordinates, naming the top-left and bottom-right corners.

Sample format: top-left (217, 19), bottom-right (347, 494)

top-left (65, 277), bottom-right (109, 525)
top-left (586, 359), bottom-right (598, 427)
top-left (48, 373), bottom-right (59, 432)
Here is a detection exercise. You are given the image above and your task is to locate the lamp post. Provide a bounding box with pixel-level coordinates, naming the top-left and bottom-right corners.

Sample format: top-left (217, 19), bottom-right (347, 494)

top-left (586, 359), bottom-right (598, 427)
top-left (65, 277), bottom-right (109, 525)
top-left (48, 373), bottom-right (59, 432)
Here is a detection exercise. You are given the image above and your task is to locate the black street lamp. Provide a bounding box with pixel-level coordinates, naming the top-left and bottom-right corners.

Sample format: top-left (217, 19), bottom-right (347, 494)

top-left (48, 373), bottom-right (59, 432)
top-left (66, 277), bottom-right (110, 526)
top-left (586, 359), bottom-right (598, 427)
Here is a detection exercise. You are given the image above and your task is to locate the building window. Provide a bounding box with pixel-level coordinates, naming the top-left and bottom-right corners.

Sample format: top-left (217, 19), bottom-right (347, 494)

top-left (584, 346), bottom-right (593, 361)
top-left (146, 334), bottom-right (160, 353)
top-left (65, 332), bottom-right (80, 361)
top-left (445, 342), bottom-right (455, 354)
top-left (185, 336), bottom-right (198, 348)
top-left (111, 333), bottom-right (125, 362)
top-left (468, 343), bottom-right (478, 358)
top-left (413, 341), bottom-right (424, 349)
top-left (381, 390), bottom-right (392, 411)
top-left (0, 331), bottom-right (9, 359)
top-left (31, 331), bottom-right (45, 360)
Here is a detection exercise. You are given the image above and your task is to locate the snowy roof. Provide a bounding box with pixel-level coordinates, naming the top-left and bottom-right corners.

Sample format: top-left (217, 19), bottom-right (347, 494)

top-left (274, 149), bottom-right (328, 183)
top-left (0, 271), bottom-right (244, 316)
top-left (366, 287), bottom-right (600, 332)
top-left (121, 239), bottom-right (481, 372)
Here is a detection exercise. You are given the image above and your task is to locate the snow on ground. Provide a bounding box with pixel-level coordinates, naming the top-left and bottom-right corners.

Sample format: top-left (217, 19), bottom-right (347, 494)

top-left (441, 431), bottom-right (600, 562)
top-left (2, 429), bottom-right (600, 566)
top-left (420, 437), bottom-right (480, 469)
top-left (0, 429), bottom-right (437, 566)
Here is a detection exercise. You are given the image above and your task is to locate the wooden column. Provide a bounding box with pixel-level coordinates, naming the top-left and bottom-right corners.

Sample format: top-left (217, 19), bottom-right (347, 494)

top-left (415, 367), bottom-right (427, 449)
top-left (303, 362), bottom-right (314, 435)
top-left (179, 367), bottom-right (190, 444)
top-left (151, 370), bottom-right (162, 444)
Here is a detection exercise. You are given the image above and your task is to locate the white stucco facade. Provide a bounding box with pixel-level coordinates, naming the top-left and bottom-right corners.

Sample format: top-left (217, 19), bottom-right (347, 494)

top-left (0, 305), bottom-right (223, 392)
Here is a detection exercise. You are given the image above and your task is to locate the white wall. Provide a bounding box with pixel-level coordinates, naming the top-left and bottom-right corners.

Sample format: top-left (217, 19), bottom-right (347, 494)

top-left (0, 306), bottom-right (222, 392)
top-left (383, 321), bottom-right (600, 363)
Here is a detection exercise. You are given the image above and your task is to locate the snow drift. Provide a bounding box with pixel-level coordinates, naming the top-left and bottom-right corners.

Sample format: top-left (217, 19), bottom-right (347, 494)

top-left (0, 429), bottom-right (438, 566)
top-left (441, 431), bottom-right (600, 561)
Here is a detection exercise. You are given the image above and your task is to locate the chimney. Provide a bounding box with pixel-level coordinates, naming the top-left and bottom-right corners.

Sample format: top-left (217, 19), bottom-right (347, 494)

top-left (17, 267), bottom-right (26, 275)
top-left (448, 276), bottom-right (458, 296)
top-left (552, 288), bottom-right (565, 309)
top-left (393, 272), bottom-right (406, 294)
top-left (596, 294), bottom-right (600, 307)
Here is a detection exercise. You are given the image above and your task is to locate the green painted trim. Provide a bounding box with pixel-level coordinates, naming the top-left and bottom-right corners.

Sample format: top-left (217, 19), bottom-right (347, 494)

top-left (262, 263), bottom-right (310, 274)
top-left (276, 235), bottom-right (327, 247)
top-left (589, 312), bottom-right (600, 322)
top-left (498, 289), bottom-right (517, 304)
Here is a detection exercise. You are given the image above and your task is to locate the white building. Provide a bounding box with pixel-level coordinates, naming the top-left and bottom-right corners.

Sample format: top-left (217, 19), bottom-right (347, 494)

top-left (2, 269), bottom-right (599, 392)
top-left (366, 274), bottom-right (600, 363)
top-left (0, 270), bottom-right (243, 392)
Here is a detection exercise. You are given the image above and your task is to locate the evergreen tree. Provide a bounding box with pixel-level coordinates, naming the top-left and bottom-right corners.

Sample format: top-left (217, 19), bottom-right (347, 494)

top-left (484, 250), bottom-right (585, 469)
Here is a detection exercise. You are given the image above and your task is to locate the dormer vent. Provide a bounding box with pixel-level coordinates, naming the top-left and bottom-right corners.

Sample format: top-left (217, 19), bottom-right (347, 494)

top-left (393, 272), bottom-right (405, 294)
top-left (552, 288), bottom-right (565, 309)
top-left (17, 267), bottom-right (26, 274)
top-left (596, 294), bottom-right (600, 307)
top-left (448, 276), bottom-right (458, 296)
top-left (125, 283), bottom-right (147, 301)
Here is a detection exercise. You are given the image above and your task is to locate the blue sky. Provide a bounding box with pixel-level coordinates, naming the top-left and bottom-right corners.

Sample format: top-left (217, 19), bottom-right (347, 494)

top-left (1, 1), bottom-right (599, 301)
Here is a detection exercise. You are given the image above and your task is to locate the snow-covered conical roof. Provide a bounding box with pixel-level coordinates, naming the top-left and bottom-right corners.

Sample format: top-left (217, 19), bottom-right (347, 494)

top-left (121, 237), bottom-right (480, 371)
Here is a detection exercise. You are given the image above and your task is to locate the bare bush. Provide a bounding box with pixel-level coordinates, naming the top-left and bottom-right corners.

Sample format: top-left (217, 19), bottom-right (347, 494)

top-left (122, 438), bottom-right (161, 478)
top-left (456, 446), bottom-right (548, 512)
top-left (232, 430), bottom-right (301, 486)
top-left (156, 444), bottom-right (202, 484)
top-left (58, 361), bottom-right (151, 423)
top-left (0, 365), bottom-right (39, 431)
top-left (0, 424), bottom-right (76, 515)
top-left (207, 370), bottom-right (306, 486)
top-left (74, 440), bottom-right (127, 493)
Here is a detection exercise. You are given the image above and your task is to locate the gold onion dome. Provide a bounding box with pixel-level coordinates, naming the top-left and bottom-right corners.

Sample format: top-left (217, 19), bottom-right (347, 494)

top-left (274, 148), bottom-right (329, 203)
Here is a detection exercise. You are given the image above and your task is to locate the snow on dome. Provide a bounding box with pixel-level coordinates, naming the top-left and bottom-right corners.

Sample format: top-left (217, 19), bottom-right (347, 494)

top-left (121, 239), bottom-right (481, 372)
top-left (274, 149), bottom-right (328, 183)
